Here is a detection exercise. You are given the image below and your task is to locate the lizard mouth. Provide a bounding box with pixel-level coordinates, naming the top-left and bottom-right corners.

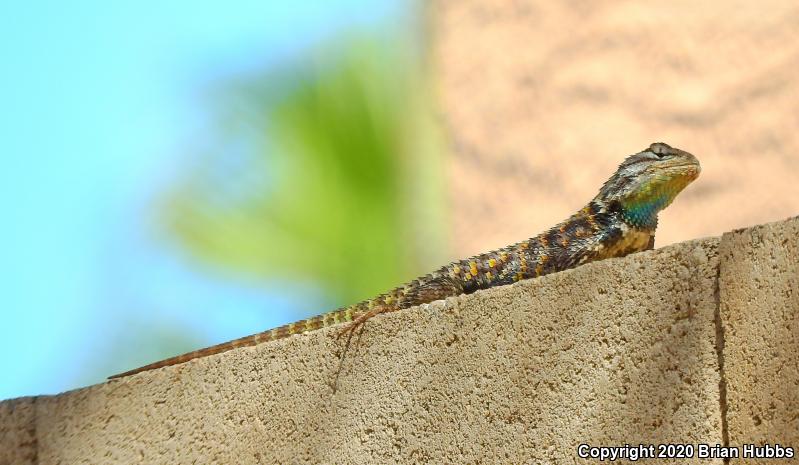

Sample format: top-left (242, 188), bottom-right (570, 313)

top-left (661, 160), bottom-right (701, 179)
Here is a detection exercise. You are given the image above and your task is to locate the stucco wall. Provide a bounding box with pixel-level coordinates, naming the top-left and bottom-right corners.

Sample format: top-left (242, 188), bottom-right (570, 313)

top-left (2, 217), bottom-right (796, 464)
top-left (720, 218), bottom-right (799, 462)
top-left (0, 397), bottom-right (36, 465)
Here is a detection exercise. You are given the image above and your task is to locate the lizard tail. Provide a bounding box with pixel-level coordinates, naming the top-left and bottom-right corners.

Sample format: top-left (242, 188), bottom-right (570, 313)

top-left (109, 306), bottom-right (361, 379)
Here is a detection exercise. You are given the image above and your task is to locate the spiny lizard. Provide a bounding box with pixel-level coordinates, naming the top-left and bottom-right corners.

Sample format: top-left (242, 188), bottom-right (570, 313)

top-left (111, 142), bottom-right (700, 378)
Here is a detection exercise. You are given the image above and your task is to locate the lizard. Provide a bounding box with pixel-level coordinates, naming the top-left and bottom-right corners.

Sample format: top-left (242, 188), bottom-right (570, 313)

top-left (111, 142), bottom-right (700, 379)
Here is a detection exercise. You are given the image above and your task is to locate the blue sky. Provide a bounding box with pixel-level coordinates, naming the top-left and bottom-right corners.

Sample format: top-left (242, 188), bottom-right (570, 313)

top-left (0, 0), bottom-right (404, 399)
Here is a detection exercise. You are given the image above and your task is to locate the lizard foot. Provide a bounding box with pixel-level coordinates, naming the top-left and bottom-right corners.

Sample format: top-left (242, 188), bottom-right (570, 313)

top-left (335, 307), bottom-right (384, 341)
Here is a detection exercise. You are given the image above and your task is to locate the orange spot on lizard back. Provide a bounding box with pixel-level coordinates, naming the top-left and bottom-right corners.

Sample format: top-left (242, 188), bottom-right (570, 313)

top-left (519, 252), bottom-right (528, 274)
top-left (535, 254), bottom-right (548, 276)
top-left (451, 264), bottom-right (461, 277)
top-left (585, 212), bottom-right (598, 230)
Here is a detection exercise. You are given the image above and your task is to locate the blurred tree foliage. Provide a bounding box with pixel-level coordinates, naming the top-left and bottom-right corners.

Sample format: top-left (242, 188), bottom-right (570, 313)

top-left (161, 32), bottom-right (446, 308)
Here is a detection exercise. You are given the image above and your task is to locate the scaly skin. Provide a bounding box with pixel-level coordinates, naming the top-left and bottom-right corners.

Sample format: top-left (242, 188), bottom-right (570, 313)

top-left (111, 142), bottom-right (700, 379)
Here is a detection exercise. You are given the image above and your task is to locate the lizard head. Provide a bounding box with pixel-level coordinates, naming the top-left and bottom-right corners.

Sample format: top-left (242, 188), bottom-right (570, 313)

top-left (595, 142), bottom-right (700, 229)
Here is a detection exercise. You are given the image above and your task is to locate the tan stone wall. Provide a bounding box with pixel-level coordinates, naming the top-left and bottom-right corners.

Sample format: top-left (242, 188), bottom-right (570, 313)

top-left (0, 397), bottom-right (36, 465)
top-left (720, 217), bottom-right (799, 462)
top-left (2, 217), bottom-right (797, 464)
top-left (431, 0), bottom-right (799, 258)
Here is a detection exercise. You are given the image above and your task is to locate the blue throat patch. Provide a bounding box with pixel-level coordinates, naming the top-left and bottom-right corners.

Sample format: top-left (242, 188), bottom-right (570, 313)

top-left (621, 195), bottom-right (669, 229)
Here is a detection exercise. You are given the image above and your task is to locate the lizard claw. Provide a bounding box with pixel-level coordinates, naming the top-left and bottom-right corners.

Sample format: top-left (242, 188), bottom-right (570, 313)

top-left (335, 322), bottom-right (358, 341)
top-left (335, 308), bottom-right (382, 340)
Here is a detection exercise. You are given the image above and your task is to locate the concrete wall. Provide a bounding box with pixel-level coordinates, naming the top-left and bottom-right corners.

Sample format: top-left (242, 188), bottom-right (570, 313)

top-left (0, 398), bottom-right (36, 465)
top-left (720, 218), bottom-right (799, 462)
top-left (1, 217), bottom-right (796, 464)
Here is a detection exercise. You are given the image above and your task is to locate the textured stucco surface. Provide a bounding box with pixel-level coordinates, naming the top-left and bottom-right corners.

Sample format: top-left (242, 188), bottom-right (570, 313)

top-left (3, 218), bottom-right (798, 463)
top-left (720, 216), bottom-right (799, 457)
top-left (5, 237), bottom-right (724, 464)
top-left (0, 397), bottom-right (36, 465)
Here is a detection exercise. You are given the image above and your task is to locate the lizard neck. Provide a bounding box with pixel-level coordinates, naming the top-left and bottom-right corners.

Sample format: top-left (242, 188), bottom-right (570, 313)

top-left (590, 198), bottom-right (657, 232)
top-left (586, 201), bottom-right (656, 259)
top-left (618, 203), bottom-right (659, 230)
top-left (601, 198), bottom-right (660, 232)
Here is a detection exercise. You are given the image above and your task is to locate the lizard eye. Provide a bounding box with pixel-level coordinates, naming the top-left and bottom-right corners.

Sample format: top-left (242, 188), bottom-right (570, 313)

top-left (649, 142), bottom-right (671, 158)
